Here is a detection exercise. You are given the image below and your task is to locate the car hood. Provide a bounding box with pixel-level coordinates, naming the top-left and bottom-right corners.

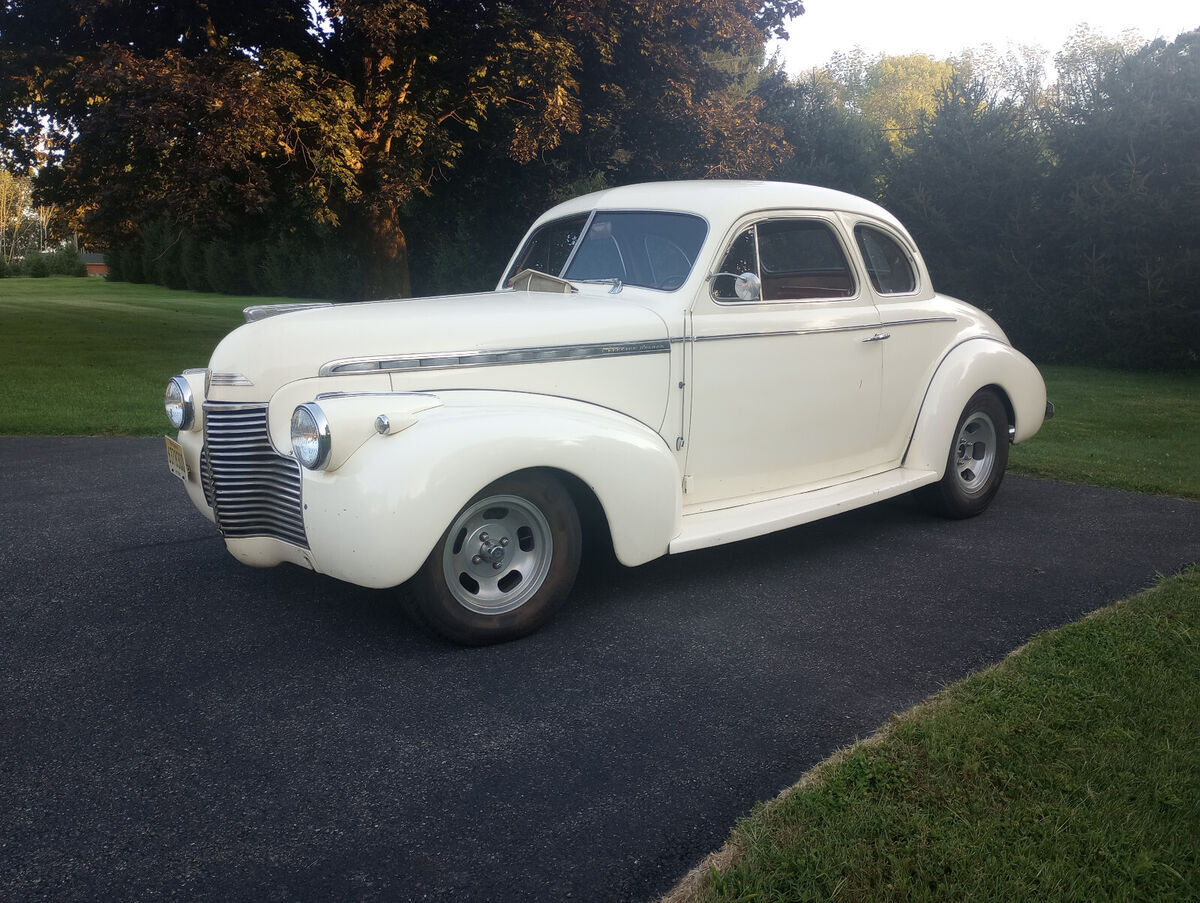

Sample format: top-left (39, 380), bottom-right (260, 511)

top-left (207, 288), bottom-right (673, 395)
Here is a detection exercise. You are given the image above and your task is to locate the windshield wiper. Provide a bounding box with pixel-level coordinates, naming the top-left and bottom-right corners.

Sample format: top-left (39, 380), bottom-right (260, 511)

top-left (571, 277), bottom-right (623, 294)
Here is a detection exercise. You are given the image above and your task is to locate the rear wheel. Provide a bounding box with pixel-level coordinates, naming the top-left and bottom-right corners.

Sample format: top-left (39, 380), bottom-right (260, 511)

top-left (411, 472), bottom-right (581, 645)
top-left (920, 389), bottom-right (1009, 519)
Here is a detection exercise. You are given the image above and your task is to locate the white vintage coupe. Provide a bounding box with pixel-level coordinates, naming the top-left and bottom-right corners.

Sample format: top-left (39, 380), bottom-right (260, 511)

top-left (164, 181), bottom-right (1050, 644)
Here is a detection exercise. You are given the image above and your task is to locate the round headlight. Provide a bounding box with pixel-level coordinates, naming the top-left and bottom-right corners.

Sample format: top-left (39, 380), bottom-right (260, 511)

top-left (165, 376), bottom-right (194, 430)
top-left (291, 403), bottom-right (331, 470)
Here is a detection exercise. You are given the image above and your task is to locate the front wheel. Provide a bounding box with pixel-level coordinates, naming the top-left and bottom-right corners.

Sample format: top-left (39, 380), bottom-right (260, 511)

top-left (410, 472), bottom-right (581, 645)
top-left (919, 389), bottom-right (1010, 519)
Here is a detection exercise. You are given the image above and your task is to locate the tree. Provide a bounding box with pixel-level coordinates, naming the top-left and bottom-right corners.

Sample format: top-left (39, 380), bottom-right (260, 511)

top-left (1052, 24), bottom-right (1144, 123)
top-left (398, 1), bottom-right (807, 294)
top-left (34, 204), bottom-right (56, 252)
top-left (883, 73), bottom-right (1050, 352)
top-left (955, 43), bottom-right (1049, 113)
top-left (0, 169), bottom-right (34, 264)
top-left (1043, 29), bottom-right (1200, 367)
top-left (2, 0), bottom-right (804, 297)
top-left (820, 51), bottom-right (955, 153)
top-left (756, 68), bottom-right (889, 198)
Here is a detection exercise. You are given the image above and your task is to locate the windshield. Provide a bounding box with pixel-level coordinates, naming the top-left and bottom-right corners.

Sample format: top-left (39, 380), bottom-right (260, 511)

top-left (506, 210), bottom-right (708, 292)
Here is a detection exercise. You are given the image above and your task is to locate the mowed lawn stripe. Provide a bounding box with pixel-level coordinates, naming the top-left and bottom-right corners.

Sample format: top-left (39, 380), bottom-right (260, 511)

top-left (1, 277), bottom-right (279, 435)
top-left (1009, 365), bottom-right (1200, 501)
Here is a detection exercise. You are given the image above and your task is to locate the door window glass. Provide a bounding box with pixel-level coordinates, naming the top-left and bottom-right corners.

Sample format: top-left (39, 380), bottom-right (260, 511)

top-left (711, 228), bottom-right (757, 300)
top-left (855, 225), bottom-right (917, 294)
top-left (713, 219), bottom-right (855, 301)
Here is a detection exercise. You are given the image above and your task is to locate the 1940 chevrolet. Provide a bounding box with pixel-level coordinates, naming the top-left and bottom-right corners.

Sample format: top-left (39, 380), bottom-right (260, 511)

top-left (164, 181), bottom-right (1051, 644)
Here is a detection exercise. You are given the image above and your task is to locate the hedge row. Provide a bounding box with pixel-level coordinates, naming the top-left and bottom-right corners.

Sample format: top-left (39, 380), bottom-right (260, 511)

top-left (0, 247), bottom-right (88, 278)
top-left (104, 220), bottom-right (368, 300)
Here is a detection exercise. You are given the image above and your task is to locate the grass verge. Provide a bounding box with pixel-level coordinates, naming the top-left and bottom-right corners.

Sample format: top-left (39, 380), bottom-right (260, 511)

top-left (1009, 364), bottom-right (1200, 500)
top-left (664, 567), bottom-right (1200, 903)
top-left (3, 279), bottom-right (1199, 497)
top-left (0, 277), bottom-right (283, 435)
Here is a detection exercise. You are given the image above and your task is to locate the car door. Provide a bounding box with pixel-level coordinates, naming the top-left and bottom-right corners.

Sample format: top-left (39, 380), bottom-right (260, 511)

top-left (682, 214), bottom-right (886, 507)
top-left (848, 219), bottom-right (964, 463)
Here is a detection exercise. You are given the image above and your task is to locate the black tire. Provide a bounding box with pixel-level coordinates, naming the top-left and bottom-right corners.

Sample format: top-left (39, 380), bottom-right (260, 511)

top-left (410, 472), bottom-right (581, 645)
top-left (919, 389), bottom-right (1010, 519)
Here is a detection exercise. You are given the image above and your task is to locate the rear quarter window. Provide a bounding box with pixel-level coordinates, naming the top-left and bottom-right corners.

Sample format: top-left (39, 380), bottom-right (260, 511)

top-left (855, 225), bottom-right (918, 294)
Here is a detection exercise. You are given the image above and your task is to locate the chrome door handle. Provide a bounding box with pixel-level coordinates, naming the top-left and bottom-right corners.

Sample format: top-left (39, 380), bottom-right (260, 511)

top-left (862, 332), bottom-right (891, 343)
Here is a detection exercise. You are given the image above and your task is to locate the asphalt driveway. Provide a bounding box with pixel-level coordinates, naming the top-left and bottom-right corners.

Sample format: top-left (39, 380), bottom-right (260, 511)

top-left (2, 437), bottom-right (1197, 901)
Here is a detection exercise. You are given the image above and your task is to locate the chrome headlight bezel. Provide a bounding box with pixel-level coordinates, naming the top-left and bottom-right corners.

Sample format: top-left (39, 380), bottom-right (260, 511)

top-left (291, 403), bottom-right (332, 471)
top-left (165, 376), bottom-right (194, 431)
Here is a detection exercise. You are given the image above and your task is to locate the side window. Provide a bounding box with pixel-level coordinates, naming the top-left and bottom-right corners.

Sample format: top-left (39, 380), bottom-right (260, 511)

top-left (855, 225), bottom-right (917, 294)
top-left (507, 213), bottom-right (588, 281)
top-left (712, 228), bottom-right (757, 299)
top-left (712, 219), bottom-right (856, 302)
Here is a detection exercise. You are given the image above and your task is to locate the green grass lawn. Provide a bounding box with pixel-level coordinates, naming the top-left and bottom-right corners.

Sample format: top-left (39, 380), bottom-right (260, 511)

top-left (2, 279), bottom-right (1197, 501)
top-left (665, 567), bottom-right (1200, 903)
top-left (0, 277), bottom-right (285, 435)
top-left (1009, 365), bottom-right (1200, 501)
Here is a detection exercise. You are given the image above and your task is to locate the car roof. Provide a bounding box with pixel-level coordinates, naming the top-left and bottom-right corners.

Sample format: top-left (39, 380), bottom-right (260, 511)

top-left (536, 180), bottom-right (908, 234)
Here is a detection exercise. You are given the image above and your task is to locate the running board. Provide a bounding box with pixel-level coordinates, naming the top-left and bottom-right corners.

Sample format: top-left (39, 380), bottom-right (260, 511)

top-left (669, 468), bottom-right (939, 554)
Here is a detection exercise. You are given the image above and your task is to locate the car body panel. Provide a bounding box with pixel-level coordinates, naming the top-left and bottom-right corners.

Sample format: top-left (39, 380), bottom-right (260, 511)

top-left (166, 180), bottom-right (1048, 604)
top-left (296, 392), bottom-right (680, 587)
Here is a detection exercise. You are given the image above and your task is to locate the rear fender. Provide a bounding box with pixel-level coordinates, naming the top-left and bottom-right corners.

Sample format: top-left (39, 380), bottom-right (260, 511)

top-left (904, 339), bottom-right (1048, 475)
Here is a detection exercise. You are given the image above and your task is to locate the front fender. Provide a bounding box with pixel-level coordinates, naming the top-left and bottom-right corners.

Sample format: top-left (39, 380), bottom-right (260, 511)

top-left (904, 339), bottom-right (1047, 475)
top-left (299, 391), bottom-right (681, 589)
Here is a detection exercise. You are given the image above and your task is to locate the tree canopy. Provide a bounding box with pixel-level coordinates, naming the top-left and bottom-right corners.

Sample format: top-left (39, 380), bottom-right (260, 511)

top-left (1, 0), bottom-right (803, 295)
top-left (4, 4), bottom-right (1195, 368)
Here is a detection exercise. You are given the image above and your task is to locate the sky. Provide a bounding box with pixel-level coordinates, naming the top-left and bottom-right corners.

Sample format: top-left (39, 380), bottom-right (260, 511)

top-left (773, 0), bottom-right (1199, 73)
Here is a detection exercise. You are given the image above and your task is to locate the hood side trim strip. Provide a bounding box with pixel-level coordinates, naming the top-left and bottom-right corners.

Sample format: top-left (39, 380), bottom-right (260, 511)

top-left (320, 339), bottom-right (671, 377)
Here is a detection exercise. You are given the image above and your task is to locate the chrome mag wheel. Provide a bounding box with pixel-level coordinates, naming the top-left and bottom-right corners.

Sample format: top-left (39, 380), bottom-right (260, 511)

top-left (441, 493), bottom-right (554, 616)
top-left (951, 409), bottom-right (998, 495)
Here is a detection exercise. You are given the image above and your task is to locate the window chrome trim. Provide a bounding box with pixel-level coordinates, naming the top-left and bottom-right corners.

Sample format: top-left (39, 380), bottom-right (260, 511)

top-left (319, 339), bottom-right (671, 377)
top-left (710, 214), bottom-right (861, 306)
top-left (556, 209), bottom-right (596, 278)
top-left (851, 221), bottom-right (923, 298)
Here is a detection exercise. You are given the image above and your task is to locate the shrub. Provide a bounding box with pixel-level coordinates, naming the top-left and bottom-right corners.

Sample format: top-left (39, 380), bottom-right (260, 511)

top-left (123, 240), bottom-right (145, 283)
top-left (204, 240), bottom-right (251, 294)
top-left (180, 232), bottom-right (211, 292)
top-left (47, 247), bottom-right (87, 276)
top-left (105, 248), bottom-right (124, 281)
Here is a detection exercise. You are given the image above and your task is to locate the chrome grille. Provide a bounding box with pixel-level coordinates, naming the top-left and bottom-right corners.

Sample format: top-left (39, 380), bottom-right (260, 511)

top-left (203, 402), bottom-right (308, 548)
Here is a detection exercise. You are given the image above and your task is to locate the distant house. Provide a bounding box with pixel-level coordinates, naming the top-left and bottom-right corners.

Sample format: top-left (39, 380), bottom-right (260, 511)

top-left (82, 252), bottom-right (108, 277)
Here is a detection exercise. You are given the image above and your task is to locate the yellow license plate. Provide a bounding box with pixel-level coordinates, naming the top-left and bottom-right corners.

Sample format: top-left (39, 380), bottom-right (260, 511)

top-left (165, 435), bottom-right (188, 481)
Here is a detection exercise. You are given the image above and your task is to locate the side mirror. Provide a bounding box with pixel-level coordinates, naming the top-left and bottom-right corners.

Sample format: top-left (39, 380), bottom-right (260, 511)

top-left (734, 271), bottom-right (761, 302)
top-left (711, 270), bottom-right (761, 302)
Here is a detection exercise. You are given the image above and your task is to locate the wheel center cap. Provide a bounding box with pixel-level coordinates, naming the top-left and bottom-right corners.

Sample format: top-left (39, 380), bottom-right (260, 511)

top-left (477, 533), bottom-right (509, 567)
